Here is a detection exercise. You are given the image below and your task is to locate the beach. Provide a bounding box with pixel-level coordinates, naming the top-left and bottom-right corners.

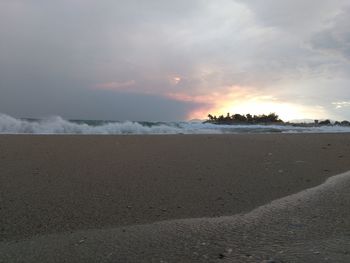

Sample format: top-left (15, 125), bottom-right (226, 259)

top-left (1, 134), bottom-right (350, 262)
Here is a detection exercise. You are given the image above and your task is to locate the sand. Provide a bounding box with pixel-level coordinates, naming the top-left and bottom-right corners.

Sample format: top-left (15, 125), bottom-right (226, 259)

top-left (1, 134), bottom-right (350, 262)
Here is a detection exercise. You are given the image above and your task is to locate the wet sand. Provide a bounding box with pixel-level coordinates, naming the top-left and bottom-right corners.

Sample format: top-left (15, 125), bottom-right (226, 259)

top-left (1, 134), bottom-right (350, 262)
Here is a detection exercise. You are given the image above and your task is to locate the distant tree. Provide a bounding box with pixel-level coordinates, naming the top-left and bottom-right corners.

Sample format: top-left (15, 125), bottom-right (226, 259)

top-left (266, 113), bottom-right (281, 122)
top-left (246, 114), bottom-right (253, 122)
top-left (341, 120), bottom-right (350, 126)
top-left (205, 112), bottom-right (284, 124)
top-left (319, 119), bottom-right (331, 125)
top-left (205, 111), bottom-right (342, 127)
top-left (233, 114), bottom-right (247, 122)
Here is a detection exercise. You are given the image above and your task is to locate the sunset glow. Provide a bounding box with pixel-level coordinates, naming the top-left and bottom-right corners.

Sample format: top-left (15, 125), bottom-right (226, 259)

top-left (186, 93), bottom-right (328, 121)
top-left (223, 102), bottom-right (310, 121)
top-left (2, 0), bottom-right (349, 122)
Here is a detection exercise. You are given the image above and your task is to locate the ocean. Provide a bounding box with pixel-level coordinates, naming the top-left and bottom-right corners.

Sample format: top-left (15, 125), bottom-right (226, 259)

top-left (1, 113), bottom-right (350, 134)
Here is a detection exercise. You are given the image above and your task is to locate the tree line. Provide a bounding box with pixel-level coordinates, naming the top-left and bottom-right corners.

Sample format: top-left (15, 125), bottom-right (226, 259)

top-left (205, 112), bottom-right (350, 126)
top-left (206, 112), bottom-right (282, 124)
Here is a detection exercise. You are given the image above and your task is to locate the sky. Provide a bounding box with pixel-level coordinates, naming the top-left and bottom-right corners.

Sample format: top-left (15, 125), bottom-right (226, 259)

top-left (0, 0), bottom-right (349, 121)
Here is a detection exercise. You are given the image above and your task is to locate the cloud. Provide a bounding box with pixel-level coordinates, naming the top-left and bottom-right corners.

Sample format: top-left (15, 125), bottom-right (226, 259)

top-left (95, 80), bottom-right (136, 91)
top-left (0, 81), bottom-right (205, 121)
top-left (332, 101), bottom-right (350, 109)
top-left (0, 0), bottom-right (350, 120)
top-left (310, 7), bottom-right (350, 60)
top-left (236, 0), bottom-right (346, 32)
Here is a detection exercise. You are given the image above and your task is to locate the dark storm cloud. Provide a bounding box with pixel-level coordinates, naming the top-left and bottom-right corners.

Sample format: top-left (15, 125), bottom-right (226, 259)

top-left (311, 7), bottom-right (350, 60)
top-left (0, 0), bottom-right (350, 120)
top-left (0, 0), bottom-right (206, 120)
top-left (0, 79), bottom-right (202, 121)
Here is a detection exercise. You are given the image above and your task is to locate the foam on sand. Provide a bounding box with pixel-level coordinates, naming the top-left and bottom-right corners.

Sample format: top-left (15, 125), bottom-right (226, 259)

top-left (1, 171), bottom-right (350, 262)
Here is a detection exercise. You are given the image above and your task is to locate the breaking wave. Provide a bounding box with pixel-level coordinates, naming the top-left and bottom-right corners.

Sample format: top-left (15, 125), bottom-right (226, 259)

top-left (1, 113), bottom-right (350, 134)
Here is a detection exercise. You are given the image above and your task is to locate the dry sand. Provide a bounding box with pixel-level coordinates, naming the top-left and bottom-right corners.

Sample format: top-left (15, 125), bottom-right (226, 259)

top-left (1, 134), bottom-right (350, 262)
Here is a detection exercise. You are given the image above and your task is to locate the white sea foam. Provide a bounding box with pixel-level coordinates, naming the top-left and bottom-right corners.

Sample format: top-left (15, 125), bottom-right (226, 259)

top-left (1, 113), bottom-right (350, 134)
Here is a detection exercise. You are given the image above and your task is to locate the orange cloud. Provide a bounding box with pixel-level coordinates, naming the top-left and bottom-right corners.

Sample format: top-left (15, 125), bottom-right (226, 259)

top-left (166, 92), bottom-right (214, 103)
top-left (94, 79), bottom-right (328, 121)
top-left (165, 85), bottom-right (256, 118)
top-left (166, 85), bottom-right (327, 121)
top-left (95, 80), bottom-right (136, 90)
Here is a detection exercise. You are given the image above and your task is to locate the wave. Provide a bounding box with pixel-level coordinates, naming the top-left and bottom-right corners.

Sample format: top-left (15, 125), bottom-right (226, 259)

top-left (1, 113), bottom-right (350, 134)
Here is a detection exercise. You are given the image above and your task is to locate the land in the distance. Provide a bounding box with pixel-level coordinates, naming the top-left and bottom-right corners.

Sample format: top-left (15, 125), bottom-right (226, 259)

top-left (205, 112), bottom-right (350, 127)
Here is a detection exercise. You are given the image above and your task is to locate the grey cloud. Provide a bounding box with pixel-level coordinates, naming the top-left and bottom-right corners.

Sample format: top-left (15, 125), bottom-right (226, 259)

top-left (1, 0), bottom-right (350, 120)
top-left (236, 0), bottom-right (347, 32)
top-left (0, 82), bottom-right (203, 121)
top-left (310, 7), bottom-right (350, 60)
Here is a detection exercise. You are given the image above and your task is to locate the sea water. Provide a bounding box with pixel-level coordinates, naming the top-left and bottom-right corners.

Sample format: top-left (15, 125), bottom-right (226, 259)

top-left (1, 113), bottom-right (350, 134)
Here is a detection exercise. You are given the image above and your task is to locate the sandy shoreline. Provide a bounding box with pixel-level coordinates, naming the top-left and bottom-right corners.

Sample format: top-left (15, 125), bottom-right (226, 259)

top-left (2, 171), bottom-right (350, 262)
top-left (1, 134), bottom-right (350, 261)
